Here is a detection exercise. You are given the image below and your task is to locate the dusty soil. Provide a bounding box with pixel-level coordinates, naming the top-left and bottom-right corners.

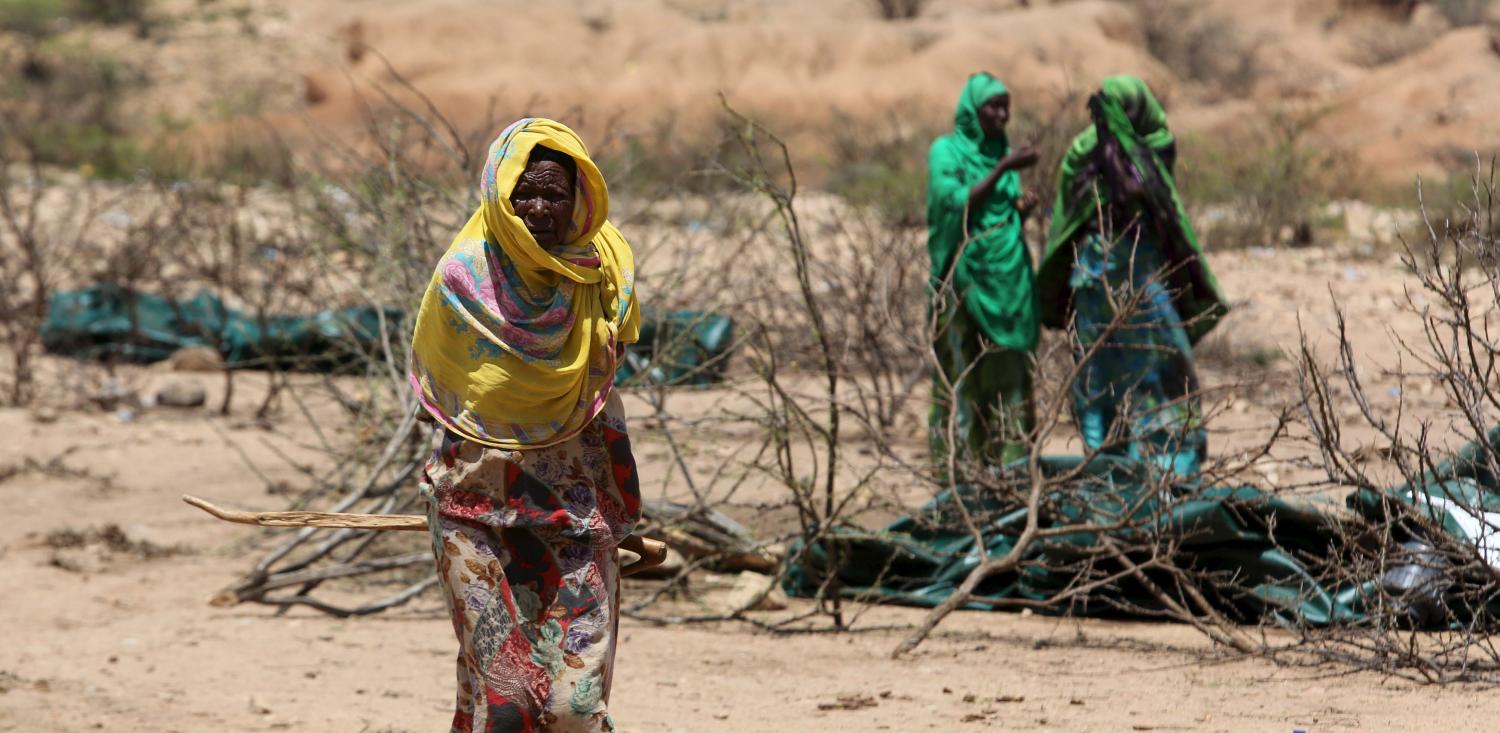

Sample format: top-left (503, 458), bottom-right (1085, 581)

top-left (3, 245), bottom-right (1497, 732)
top-left (6, 3), bottom-right (1500, 729)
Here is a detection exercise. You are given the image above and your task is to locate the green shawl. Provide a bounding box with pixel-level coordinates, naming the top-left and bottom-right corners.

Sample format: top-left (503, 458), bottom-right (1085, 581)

top-left (926, 72), bottom-right (1039, 352)
top-left (1036, 75), bottom-right (1228, 344)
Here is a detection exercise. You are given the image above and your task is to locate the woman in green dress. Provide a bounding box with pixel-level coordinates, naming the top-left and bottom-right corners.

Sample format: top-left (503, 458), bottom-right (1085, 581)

top-left (1036, 75), bottom-right (1229, 476)
top-left (927, 72), bottom-right (1042, 476)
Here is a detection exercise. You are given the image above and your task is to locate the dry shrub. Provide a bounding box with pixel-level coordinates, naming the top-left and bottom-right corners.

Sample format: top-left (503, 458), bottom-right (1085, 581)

top-left (1339, 0), bottom-right (1494, 25)
top-left (1346, 16), bottom-right (1446, 66)
top-left (1289, 160), bottom-right (1500, 682)
top-left (1130, 0), bottom-right (1263, 100)
top-left (1178, 107), bottom-right (1362, 249)
top-left (822, 108), bottom-right (941, 229)
top-left (871, 0), bottom-right (926, 20)
top-left (1433, 0), bottom-right (1494, 25)
top-left (0, 40), bottom-right (146, 178)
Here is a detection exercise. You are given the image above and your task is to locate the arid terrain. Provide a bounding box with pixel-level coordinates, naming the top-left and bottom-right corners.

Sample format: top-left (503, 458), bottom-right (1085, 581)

top-left (60, 0), bottom-right (1500, 184)
top-left (4, 244), bottom-right (1494, 732)
top-left (6, 0), bottom-right (1500, 731)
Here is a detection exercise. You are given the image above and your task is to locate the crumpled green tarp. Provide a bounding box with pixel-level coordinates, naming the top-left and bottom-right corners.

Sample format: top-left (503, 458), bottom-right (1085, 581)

top-left (785, 443), bottom-right (1500, 627)
top-left (42, 285), bottom-right (736, 384)
top-left (616, 308), bottom-right (734, 387)
top-left (41, 284), bottom-right (401, 371)
top-left (1348, 426), bottom-right (1500, 542)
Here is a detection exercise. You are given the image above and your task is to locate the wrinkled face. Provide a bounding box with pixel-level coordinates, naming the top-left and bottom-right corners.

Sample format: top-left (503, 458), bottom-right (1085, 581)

top-left (510, 158), bottom-right (575, 249)
top-left (976, 93), bottom-right (1011, 140)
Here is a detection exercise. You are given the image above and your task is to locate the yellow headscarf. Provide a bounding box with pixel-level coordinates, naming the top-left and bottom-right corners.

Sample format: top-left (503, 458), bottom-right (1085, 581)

top-left (408, 118), bottom-right (639, 449)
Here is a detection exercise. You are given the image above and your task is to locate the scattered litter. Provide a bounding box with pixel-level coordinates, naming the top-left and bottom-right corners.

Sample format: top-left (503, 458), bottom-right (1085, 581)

top-left (817, 694), bottom-right (878, 711)
top-left (101, 210), bottom-right (133, 229)
top-left (94, 380), bottom-right (141, 411)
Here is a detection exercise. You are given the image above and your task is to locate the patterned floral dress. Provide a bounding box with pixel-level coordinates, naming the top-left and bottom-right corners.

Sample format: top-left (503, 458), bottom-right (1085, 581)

top-left (420, 392), bottom-right (641, 733)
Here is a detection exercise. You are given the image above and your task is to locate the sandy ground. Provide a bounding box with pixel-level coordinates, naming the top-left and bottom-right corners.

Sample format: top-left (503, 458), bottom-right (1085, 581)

top-left (3, 244), bottom-right (1498, 732)
top-left (6, 0), bottom-right (1500, 730)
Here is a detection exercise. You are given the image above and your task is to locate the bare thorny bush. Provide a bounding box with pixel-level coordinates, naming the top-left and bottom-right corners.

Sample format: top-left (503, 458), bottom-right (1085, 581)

top-left (1285, 161), bottom-right (1500, 682)
top-left (0, 56), bottom-right (491, 614)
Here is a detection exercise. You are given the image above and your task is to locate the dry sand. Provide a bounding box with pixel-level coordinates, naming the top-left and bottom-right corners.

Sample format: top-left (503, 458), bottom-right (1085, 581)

top-left (3, 245), bottom-right (1497, 732)
top-left (7, 1), bottom-right (1500, 730)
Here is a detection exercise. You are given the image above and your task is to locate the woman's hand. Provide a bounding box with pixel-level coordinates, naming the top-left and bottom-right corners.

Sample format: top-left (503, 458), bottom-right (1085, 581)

top-left (1003, 146), bottom-right (1040, 172)
top-left (969, 146), bottom-right (1042, 212)
top-left (1016, 190), bottom-right (1041, 218)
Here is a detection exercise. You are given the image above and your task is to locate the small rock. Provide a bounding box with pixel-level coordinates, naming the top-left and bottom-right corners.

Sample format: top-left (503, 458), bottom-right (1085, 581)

top-left (167, 347), bottom-right (225, 373)
top-left (30, 407), bottom-right (59, 424)
top-left (156, 379), bottom-right (207, 409)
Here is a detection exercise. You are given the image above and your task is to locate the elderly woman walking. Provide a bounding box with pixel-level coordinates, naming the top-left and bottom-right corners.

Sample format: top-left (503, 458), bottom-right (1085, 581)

top-left (409, 118), bottom-right (641, 732)
top-left (1037, 75), bottom-right (1229, 476)
top-left (927, 72), bottom-right (1042, 476)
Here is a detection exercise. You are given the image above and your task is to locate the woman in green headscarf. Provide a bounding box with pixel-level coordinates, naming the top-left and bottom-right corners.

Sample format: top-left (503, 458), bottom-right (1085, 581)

top-left (927, 72), bottom-right (1041, 475)
top-left (1036, 75), bottom-right (1229, 475)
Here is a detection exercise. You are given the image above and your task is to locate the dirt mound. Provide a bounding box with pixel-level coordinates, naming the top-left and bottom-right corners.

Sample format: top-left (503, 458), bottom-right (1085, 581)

top-left (249, 0), bottom-right (1500, 185)
top-left (283, 0), bottom-right (1163, 142)
top-left (1319, 26), bottom-right (1500, 178)
top-left (9, 0), bottom-right (1500, 185)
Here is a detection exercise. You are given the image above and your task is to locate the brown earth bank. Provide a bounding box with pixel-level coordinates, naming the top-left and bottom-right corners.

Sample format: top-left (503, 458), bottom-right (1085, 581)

top-left (2, 245), bottom-right (1496, 732)
top-left (18, 0), bottom-right (1500, 187)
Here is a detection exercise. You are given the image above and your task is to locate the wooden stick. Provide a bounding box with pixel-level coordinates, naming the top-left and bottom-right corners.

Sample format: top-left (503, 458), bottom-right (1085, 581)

top-left (618, 534), bottom-right (669, 577)
top-left (181, 495), bottom-right (669, 576)
top-left (182, 494), bottom-right (428, 531)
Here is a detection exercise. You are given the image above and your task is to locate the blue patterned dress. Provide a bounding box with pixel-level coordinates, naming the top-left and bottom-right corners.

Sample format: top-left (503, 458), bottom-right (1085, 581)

top-left (1068, 210), bottom-right (1206, 476)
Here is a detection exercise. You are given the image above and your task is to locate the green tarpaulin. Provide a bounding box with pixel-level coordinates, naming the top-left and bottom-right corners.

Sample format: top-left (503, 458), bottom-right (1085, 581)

top-left (787, 437), bottom-right (1500, 628)
top-left (41, 284), bottom-right (400, 371)
top-left (42, 285), bottom-right (734, 385)
top-left (616, 309), bottom-right (734, 387)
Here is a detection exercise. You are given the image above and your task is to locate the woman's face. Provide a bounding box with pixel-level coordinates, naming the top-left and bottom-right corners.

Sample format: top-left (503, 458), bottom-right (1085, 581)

top-left (977, 93), bottom-right (1010, 140)
top-left (510, 158), bottom-right (575, 249)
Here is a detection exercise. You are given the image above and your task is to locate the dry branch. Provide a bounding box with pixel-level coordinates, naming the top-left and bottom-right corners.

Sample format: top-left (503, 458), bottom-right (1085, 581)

top-left (184, 494), bottom-right (670, 578)
top-left (183, 494), bottom-right (427, 531)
